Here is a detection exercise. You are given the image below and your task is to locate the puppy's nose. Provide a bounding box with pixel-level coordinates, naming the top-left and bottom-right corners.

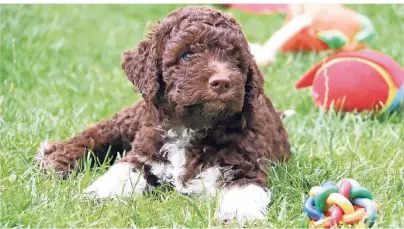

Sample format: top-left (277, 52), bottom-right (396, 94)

top-left (209, 75), bottom-right (231, 93)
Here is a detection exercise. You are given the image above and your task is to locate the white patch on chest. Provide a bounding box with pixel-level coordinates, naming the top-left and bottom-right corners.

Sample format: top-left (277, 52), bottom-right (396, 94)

top-left (150, 128), bottom-right (220, 195)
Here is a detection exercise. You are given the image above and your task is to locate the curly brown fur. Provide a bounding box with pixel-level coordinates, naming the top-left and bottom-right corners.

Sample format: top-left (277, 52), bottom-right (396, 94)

top-left (35, 6), bottom-right (291, 224)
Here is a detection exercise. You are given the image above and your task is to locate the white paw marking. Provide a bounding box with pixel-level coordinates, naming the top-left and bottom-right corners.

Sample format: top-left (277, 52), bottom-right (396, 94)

top-left (34, 141), bottom-right (52, 168)
top-left (180, 167), bottom-right (220, 196)
top-left (35, 141), bottom-right (50, 165)
top-left (215, 184), bottom-right (272, 225)
top-left (83, 163), bottom-right (148, 198)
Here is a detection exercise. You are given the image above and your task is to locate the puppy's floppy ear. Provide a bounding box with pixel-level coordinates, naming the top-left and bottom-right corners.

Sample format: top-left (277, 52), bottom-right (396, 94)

top-left (121, 38), bottom-right (161, 103)
top-left (245, 60), bottom-right (265, 103)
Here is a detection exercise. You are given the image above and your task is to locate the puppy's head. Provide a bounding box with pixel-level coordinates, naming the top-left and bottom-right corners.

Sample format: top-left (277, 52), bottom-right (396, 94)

top-left (122, 6), bottom-right (264, 129)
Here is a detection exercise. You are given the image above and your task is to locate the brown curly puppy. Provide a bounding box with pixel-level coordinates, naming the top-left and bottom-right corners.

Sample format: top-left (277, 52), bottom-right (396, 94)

top-left (35, 6), bottom-right (291, 225)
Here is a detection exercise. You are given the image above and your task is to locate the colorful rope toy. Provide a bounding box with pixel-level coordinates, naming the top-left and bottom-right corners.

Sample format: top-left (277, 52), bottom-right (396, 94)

top-left (303, 179), bottom-right (380, 228)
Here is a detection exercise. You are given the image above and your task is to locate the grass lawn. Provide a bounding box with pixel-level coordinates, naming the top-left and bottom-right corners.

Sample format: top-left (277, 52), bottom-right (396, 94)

top-left (1, 4), bottom-right (404, 228)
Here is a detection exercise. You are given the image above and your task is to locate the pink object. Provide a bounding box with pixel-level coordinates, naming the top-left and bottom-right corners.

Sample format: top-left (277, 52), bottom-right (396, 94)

top-left (222, 4), bottom-right (289, 14)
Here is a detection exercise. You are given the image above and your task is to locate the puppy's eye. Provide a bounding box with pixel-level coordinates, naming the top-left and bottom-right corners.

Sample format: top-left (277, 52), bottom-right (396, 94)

top-left (181, 52), bottom-right (194, 62)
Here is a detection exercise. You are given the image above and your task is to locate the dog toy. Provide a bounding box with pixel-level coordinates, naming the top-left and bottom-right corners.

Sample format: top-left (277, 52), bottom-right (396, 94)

top-left (221, 3), bottom-right (298, 65)
top-left (248, 4), bottom-right (375, 66)
top-left (249, 14), bottom-right (313, 65)
top-left (281, 4), bottom-right (376, 53)
top-left (303, 179), bottom-right (380, 228)
top-left (295, 50), bottom-right (404, 113)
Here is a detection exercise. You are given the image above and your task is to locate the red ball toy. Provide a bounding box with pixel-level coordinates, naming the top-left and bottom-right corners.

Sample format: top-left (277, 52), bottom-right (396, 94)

top-left (295, 50), bottom-right (404, 113)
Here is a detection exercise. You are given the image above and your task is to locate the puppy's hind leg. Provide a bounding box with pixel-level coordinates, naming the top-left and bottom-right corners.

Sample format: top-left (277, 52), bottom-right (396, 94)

top-left (34, 104), bottom-right (143, 178)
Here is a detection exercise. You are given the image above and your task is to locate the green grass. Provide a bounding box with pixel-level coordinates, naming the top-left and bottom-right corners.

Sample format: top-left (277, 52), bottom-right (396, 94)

top-left (1, 4), bottom-right (404, 228)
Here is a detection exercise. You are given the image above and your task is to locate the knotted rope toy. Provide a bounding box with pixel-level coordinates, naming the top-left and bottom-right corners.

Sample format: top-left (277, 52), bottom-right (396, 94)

top-left (303, 179), bottom-right (380, 228)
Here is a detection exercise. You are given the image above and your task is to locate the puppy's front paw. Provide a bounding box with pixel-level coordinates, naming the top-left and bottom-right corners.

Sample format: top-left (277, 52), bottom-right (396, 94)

top-left (215, 184), bottom-right (272, 226)
top-left (83, 162), bottom-right (148, 199)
